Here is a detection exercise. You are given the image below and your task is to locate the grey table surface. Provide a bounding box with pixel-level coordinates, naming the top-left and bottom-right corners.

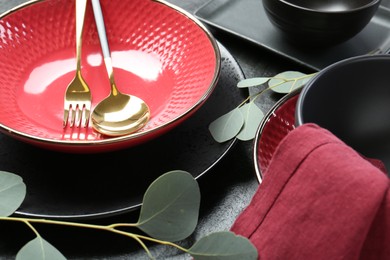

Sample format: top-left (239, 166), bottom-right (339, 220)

top-left (0, 0), bottom-right (387, 259)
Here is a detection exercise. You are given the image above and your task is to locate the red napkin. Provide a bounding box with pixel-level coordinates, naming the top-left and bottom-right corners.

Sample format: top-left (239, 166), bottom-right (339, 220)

top-left (231, 123), bottom-right (390, 260)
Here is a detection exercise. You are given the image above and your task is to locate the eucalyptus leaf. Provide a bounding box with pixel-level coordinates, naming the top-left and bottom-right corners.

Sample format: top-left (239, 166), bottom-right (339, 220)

top-left (16, 237), bottom-right (66, 260)
top-left (209, 107), bottom-right (244, 143)
top-left (0, 171), bottom-right (26, 216)
top-left (298, 74), bottom-right (314, 86)
top-left (136, 170), bottom-right (200, 242)
top-left (237, 77), bottom-right (270, 88)
top-left (188, 231), bottom-right (258, 260)
top-left (236, 102), bottom-right (264, 141)
top-left (269, 71), bottom-right (307, 93)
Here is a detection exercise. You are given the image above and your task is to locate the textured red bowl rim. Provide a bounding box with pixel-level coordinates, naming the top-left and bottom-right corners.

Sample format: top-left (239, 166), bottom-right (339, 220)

top-left (253, 88), bottom-right (301, 183)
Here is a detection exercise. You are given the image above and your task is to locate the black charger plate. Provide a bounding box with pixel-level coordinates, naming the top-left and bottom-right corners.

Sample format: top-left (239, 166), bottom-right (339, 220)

top-left (0, 42), bottom-right (246, 220)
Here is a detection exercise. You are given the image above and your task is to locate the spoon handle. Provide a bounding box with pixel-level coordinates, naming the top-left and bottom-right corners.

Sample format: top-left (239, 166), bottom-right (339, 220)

top-left (91, 0), bottom-right (111, 59)
top-left (91, 0), bottom-right (118, 90)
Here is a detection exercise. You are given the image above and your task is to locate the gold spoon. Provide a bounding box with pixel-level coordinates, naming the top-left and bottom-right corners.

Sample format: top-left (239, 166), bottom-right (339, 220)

top-left (91, 0), bottom-right (150, 136)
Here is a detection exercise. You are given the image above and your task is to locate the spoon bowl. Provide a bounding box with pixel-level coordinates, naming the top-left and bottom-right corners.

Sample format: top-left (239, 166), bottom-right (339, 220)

top-left (91, 0), bottom-right (150, 136)
top-left (92, 91), bottom-right (150, 136)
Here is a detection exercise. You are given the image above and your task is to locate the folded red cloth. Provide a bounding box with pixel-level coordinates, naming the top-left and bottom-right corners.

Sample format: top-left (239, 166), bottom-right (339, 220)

top-left (231, 123), bottom-right (390, 259)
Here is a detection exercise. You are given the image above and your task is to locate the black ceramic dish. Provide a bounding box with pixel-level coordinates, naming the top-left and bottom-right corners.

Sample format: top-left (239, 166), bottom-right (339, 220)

top-left (296, 54), bottom-right (390, 173)
top-left (262, 0), bottom-right (382, 46)
top-left (0, 42), bottom-right (247, 220)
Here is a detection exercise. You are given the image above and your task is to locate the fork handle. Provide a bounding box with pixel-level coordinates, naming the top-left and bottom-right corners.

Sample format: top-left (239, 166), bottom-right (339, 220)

top-left (76, 0), bottom-right (88, 70)
top-left (91, 0), bottom-right (111, 59)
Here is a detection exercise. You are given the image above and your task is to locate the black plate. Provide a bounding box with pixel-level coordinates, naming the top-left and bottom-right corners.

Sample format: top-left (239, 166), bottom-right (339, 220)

top-left (0, 42), bottom-right (246, 220)
top-left (195, 0), bottom-right (390, 71)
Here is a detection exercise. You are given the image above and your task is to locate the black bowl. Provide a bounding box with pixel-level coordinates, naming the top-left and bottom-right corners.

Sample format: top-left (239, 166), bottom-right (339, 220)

top-left (296, 54), bottom-right (390, 170)
top-left (263, 0), bottom-right (382, 46)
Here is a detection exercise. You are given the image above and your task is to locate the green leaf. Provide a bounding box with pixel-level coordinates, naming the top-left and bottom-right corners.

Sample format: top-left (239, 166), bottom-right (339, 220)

top-left (299, 74), bottom-right (314, 86)
top-left (236, 102), bottom-right (264, 141)
top-left (0, 171), bottom-right (26, 216)
top-left (208, 107), bottom-right (244, 143)
top-left (188, 231), bottom-right (258, 260)
top-left (136, 170), bottom-right (201, 242)
top-left (269, 71), bottom-right (307, 93)
top-left (16, 237), bottom-right (66, 260)
top-left (237, 77), bottom-right (270, 88)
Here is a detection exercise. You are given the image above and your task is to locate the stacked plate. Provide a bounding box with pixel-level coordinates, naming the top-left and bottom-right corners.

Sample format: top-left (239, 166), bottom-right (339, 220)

top-left (0, 0), bottom-right (247, 220)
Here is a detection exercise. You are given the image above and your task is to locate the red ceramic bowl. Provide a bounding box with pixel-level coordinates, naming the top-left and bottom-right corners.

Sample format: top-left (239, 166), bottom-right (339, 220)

top-left (0, 0), bottom-right (220, 153)
top-left (253, 89), bottom-right (300, 182)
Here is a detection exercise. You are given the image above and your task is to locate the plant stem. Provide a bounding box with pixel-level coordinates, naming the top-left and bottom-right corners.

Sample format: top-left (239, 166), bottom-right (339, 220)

top-left (0, 216), bottom-right (189, 258)
top-left (22, 219), bottom-right (40, 237)
top-left (238, 72), bottom-right (317, 107)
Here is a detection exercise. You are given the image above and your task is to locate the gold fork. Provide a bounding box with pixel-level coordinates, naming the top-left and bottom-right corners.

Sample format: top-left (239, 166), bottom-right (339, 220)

top-left (63, 0), bottom-right (92, 128)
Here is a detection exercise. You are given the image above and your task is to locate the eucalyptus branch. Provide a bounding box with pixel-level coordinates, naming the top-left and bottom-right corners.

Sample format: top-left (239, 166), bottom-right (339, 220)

top-left (269, 72), bottom-right (316, 92)
top-left (0, 216), bottom-right (187, 254)
top-left (237, 88), bottom-right (265, 107)
top-left (271, 72), bottom-right (316, 83)
top-left (237, 76), bottom-right (288, 107)
top-left (238, 72), bottom-right (317, 107)
top-left (21, 218), bottom-right (40, 237)
top-left (1, 170), bottom-right (258, 259)
top-left (209, 71), bottom-right (317, 143)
